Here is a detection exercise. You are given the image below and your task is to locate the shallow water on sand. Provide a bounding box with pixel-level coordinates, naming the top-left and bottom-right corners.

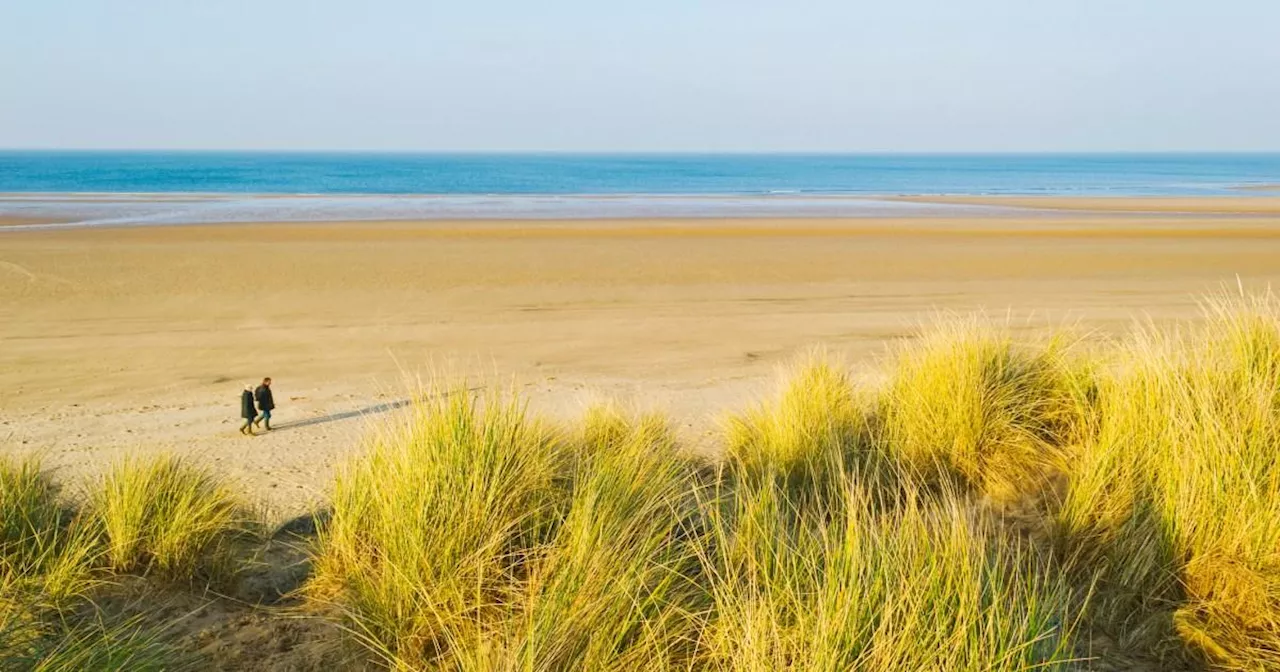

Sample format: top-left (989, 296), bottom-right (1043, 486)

top-left (0, 193), bottom-right (1005, 229)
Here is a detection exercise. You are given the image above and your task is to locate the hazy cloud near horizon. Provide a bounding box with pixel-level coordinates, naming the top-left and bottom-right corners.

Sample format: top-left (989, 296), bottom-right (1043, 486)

top-left (2, 0), bottom-right (1277, 152)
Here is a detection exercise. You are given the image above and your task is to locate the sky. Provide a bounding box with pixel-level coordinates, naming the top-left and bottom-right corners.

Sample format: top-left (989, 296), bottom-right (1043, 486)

top-left (2, 0), bottom-right (1278, 152)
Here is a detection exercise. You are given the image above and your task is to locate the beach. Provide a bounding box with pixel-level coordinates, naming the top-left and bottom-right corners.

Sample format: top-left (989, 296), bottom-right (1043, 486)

top-left (7, 4), bottom-right (1277, 663)
top-left (4, 196), bottom-right (1280, 517)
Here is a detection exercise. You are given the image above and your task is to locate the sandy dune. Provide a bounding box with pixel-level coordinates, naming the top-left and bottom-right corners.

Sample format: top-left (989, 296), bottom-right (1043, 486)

top-left (3, 203), bottom-right (1280, 516)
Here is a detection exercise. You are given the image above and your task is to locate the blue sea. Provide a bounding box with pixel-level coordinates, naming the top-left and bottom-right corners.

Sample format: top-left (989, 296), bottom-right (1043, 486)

top-left (2, 152), bottom-right (1279, 227)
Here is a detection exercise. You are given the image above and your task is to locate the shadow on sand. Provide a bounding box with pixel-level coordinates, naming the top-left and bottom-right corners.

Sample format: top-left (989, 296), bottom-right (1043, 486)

top-left (269, 399), bottom-right (413, 432)
top-left (267, 386), bottom-right (486, 433)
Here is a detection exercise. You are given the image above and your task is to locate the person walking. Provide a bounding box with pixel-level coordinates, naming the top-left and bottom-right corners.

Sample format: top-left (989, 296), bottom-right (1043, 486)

top-left (239, 384), bottom-right (257, 436)
top-left (254, 377), bottom-right (276, 431)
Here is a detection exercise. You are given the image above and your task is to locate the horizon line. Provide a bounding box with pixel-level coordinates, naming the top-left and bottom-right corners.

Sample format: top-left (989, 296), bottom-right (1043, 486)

top-left (4, 148), bottom-right (1280, 156)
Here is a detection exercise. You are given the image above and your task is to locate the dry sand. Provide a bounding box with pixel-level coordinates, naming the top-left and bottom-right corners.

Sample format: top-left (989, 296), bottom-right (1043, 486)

top-left (3, 198), bottom-right (1280, 517)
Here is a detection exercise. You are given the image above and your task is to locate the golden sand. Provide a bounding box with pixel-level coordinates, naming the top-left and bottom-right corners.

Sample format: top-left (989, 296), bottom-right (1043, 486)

top-left (3, 203), bottom-right (1279, 514)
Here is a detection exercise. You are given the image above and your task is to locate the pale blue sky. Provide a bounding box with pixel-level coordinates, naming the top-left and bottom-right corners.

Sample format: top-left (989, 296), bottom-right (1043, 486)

top-left (2, 1), bottom-right (1277, 151)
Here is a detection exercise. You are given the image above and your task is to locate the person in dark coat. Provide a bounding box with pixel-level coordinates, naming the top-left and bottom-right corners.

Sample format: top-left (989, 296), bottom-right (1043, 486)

top-left (239, 385), bottom-right (257, 436)
top-left (254, 377), bottom-right (276, 431)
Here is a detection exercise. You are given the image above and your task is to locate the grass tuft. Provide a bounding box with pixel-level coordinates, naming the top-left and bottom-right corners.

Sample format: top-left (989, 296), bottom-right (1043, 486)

top-left (698, 471), bottom-right (1080, 671)
top-left (0, 603), bottom-right (188, 672)
top-left (724, 355), bottom-right (888, 500)
top-left (92, 454), bottom-right (251, 584)
top-left (1056, 291), bottom-right (1280, 668)
top-left (0, 457), bottom-right (190, 670)
top-left (477, 405), bottom-right (707, 670)
top-left (0, 459), bottom-right (99, 611)
top-left (877, 317), bottom-right (1091, 503)
top-left (309, 385), bottom-right (567, 668)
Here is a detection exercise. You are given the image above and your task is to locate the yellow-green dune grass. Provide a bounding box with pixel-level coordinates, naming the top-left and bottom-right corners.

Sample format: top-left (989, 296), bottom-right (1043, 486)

top-left (1055, 294), bottom-right (1280, 669)
top-left (4, 292), bottom-right (1280, 670)
top-left (309, 292), bottom-right (1280, 671)
top-left (1, 455), bottom-right (251, 670)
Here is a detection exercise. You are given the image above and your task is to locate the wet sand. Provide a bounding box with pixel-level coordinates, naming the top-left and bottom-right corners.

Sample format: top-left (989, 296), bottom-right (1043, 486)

top-left (3, 202), bottom-right (1280, 516)
top-left (0, 216), bottom-right (62, 227)
top-left (895, 195), bottom-right (1280, 214)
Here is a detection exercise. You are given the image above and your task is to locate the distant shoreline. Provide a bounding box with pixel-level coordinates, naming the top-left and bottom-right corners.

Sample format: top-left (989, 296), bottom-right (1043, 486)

top-left (4, 193), bottom-right (1280, 232)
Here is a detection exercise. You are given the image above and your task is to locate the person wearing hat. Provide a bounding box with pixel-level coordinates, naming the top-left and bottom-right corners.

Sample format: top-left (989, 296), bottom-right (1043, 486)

top-left (239, 384), bottom-right (257, 436)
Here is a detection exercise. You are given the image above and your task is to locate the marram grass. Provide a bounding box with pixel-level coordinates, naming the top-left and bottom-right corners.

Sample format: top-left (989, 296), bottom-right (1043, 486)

top-left (698, 475), bottom-right (1080, 672)
top-left (91, 453), bottom-right (252, 583)
top-left (708, 360), bottom-right (1081, 671)
top-left (312, 374), bottom-right (1086, 671)
top-left (724, 354), bottom-right (888, 499)
top-left (0, 459), bottom-right (99, 610)
top-left (311, 299), bottom-right (1280, 670)
top-left (6, 294), bottom-right (1280, 670)
top-left (1056, 292), bottom-right (1280, 670)
top-left (0, 458), bottom-right (191, 671)
top-left (448, 405), bottom-right (708, 671)
top-left (0, 604), bottom-right (186, 672)
top-left (877, 317), bottom-right (1092, 503)
top-left (308, 386), bottom-right (569, 669)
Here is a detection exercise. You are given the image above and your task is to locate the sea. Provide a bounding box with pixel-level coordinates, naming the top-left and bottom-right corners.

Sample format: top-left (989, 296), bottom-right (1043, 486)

top-left (2, 152), bottom-right (1279, 228)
